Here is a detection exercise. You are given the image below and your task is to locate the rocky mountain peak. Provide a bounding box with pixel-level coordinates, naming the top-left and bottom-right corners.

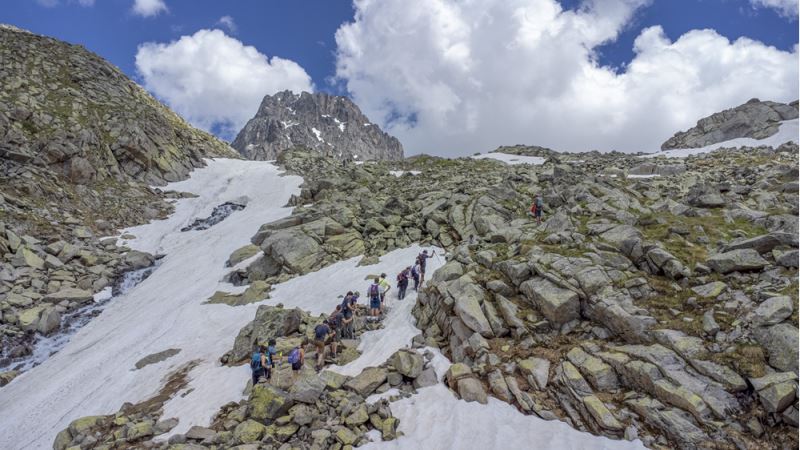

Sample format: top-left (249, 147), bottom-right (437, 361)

top-left (0, 24), bottom-right (238, 186)
top-left (661, 98), bottom-right (799, 150)
top-left (232, 90), bottom-right (404, 161)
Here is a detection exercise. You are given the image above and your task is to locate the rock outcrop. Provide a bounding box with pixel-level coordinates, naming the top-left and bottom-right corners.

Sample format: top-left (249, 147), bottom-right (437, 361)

top-left (661, 98), bottom-right (798, 150)
top-left (232, 90), bottom-right (404, 161)
top-left (0, 25), bottom-right (238, 185)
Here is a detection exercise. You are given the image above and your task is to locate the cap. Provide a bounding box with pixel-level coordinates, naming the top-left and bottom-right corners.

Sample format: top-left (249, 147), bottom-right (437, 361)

top-left (423, 250), bottom-right (428, 254)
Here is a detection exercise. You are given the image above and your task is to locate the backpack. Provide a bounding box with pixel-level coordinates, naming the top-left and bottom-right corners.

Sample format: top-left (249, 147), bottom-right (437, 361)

top-left (329, 312), bottom-right (342, 328)
top-left (250, 351), bottom-right (262, 371)
top-left (369, 283), bottom-right (380, 298)
top-left (530, 203), bottom-right (537, 214)
top-left (411, 265), bottom-right (418, 276)
top-left (288, 347), bottom-right (300, 364)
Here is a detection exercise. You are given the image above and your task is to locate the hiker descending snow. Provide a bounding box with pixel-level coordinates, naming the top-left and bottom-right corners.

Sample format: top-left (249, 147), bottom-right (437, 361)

top-left (397, 267), bottom-right (410, 300)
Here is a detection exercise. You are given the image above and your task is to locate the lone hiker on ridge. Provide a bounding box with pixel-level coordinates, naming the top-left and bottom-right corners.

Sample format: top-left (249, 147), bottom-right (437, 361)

top-left (531, 193), bottom-right (544, 225)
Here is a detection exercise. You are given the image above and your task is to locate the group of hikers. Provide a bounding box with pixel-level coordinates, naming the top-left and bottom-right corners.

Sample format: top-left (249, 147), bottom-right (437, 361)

top-left (250, 249), bottom-right (437, 381)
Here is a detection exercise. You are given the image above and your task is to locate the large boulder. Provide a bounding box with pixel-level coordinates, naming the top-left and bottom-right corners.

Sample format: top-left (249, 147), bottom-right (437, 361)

top-left (43, 288), bottom-right (94, 304)
top-left (345, 367), bottom-right (387, 396)
top-left (686, 184), bottom-right (725, 208)
top-left (288, 373), bottom-right (326, 404)
top-left (259, 228), bottom-right (322, 274)
top-left (447, 277), bottom-right (494, 337)
top-left (706, 249), bottom-right (768, 274)
top-left (390, 349), bottom-right (424, 379)
top-left (722, 232), bottom-right (797, 254)
top-left (520, 277), bottom-right (580, 327)
top-left (249, 384), bottom-right (294, 421)
top-left (751, 296), bottom-right (793, 326)
top-left (753, 324), bottom-right (799, 373)
top-left (225, 305), bottom-right (304, 363)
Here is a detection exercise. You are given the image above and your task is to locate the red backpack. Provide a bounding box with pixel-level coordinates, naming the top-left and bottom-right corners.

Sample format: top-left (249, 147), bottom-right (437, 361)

top-left (530, 202), bottom-right (537, 214)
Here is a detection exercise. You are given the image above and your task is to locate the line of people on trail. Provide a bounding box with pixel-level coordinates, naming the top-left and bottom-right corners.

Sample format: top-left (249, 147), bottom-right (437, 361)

top-left (250, 249), bottom-right (438, 381)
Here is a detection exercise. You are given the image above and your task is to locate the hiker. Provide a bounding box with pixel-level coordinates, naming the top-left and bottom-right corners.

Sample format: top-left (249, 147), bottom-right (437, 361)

top-left (341, 292), bottom-right (355, 339)
top-left (378, 273), bottom-right (391, 310)
top-left (313, 320), bottom-right (332, 370)
top-left (532, 193), bottom-right (544, 224)
top-left (288, 338), bottom-right (307, 381)
top-left (329, 304), bottom-right (343, 357)
top-left (411, 260), bottom-right (421, 291)
top-left (264, 338), bottom-right (279, 382)
top-left (368, 278), bottom-right (382, 317)
top-left (417, 249), bottom-right (435, 284)
top-left (397, 267), bottom-right (410, 300)
top-left (250, 344), bottom-right (268, 385)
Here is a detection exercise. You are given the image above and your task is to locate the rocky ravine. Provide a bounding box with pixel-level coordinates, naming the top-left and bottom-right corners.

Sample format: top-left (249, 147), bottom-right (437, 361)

top-left (0, 25), bottom-right (239, 383)
top-left (232, 90), bottom-right (404, 162)
top-left (662, 98), bottom-right (798, 150)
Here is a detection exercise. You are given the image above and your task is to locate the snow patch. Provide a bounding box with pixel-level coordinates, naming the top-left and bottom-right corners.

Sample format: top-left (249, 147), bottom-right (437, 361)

top-left (641, 119), bottom-right (798, 159)
top-left (311, 127), bottom-right (323, 142)
top-left (389, 170), bottom-right (421, 177)
top-left (471, 152), bottom-right (546, 165)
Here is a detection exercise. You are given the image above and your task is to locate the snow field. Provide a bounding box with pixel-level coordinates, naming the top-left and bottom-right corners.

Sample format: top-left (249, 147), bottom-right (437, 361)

top-left (0, 159), bottom-right (302, 449)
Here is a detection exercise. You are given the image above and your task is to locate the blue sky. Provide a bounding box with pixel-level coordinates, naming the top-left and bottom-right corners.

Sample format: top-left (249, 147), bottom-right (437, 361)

top-left (3, 0), bottom-right (795, 90)
top-left (1, 0), bottom-right (798, 154)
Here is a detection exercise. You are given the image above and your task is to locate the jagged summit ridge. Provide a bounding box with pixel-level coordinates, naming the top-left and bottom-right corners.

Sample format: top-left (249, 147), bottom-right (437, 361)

top-left (232, 90), bottom-right (404, 161)
top-left (662, 98), bottom-right (798, 150)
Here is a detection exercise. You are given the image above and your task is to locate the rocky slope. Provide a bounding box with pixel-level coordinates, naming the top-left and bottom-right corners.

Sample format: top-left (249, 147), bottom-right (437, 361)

top-left (662, 98), bottom-right (799, 150)
top-left (50, 136), bottom-right (799, 449)
top-left (224, 142), bottom-right (797, 449)
top-left (232, 90), bottom-right (404, 162)
top-left (0, 25), bottom-right (239, 379)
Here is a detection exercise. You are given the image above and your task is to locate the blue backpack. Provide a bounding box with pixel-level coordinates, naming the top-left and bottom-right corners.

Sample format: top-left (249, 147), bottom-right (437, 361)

top-left (288, 347), bottom-right (301, 364)
top-left (250, 351), bottom-right (262, 371)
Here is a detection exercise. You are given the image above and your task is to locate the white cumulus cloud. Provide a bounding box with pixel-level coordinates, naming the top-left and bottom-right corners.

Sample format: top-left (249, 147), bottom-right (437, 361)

top-left (216, 15), bottom-right (237, 33)
top-left (335, 0), bottom-right (799, 155)
top-left (750, 0), bottom-right (799, 17)
top-left (132, 0), bottom-right (168, 18)
top-left (135, 29), bottom-right (314, 138)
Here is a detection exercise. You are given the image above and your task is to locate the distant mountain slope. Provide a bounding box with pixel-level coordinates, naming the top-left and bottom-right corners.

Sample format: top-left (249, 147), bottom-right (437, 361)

top-left (0, 24), bottom-right (238, 185)
top-left (232, 90), bottom-right (404, 161)
top-left (662, 98), bottom-right (798, 150)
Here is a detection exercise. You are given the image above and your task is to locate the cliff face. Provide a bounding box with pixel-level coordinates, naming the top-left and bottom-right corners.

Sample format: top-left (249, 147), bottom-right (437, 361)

top-left (0, 24), bottom-right (238, 186)
top-left (662, 98), bottom-right (799, 150)
top-left (232, 90), bottom-right (404, 161)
